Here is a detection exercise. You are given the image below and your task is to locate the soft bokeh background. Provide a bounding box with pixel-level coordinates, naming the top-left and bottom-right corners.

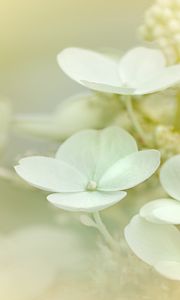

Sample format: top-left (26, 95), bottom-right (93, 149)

top-left (0, 1), bottom-right (161, 299)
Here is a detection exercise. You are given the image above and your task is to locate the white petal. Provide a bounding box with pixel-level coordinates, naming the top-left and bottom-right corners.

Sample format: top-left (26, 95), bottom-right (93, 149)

top-left (136, 65), bottom-right (180, 95)
top-left (155, 261), bottom-right (180, 281)
top-left (93, 127), bottom-right (138, 180)
top-left (56, 129), bottom-right (99, 179)
top-left (81, 81), bottom-right (135, 94)
top-left (140, 199), bottom-right (180, 224)
top-left (118, 47), bottom-right (166, 88)
top-left (56, 127), bottom-right (138, 180)
top-left (124, 215), bottom-right (180, 266)
top-left (47, 190), bottom-right (127, 212)
top-left (15, 156), bottom-right (87, 192)
top-left (160, 155), bottom-right (180, 201)
top-left (99, 150), bottom-right (160, 191)
top-left (57, 47), bottom-right (120, 87)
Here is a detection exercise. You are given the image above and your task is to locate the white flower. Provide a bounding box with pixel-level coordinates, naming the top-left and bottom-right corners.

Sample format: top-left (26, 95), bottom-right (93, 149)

top-left (140, 155), bottom-right (180, 224)
top-left (125, 155), bottom-right (180, 281)
top-left (125, 215), bottom-right (180, 280)
top-left (14, 127), bottom-right (160, 212)
top-left (57, 47), bottom-right (180, 95)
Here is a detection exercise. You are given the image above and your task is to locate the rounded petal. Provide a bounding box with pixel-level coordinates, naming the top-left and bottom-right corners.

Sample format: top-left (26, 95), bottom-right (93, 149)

top-left (15, 156), bottom-right (87, 192)
top-left (124, 215), bottom-right (180, 266)
top-left (56, 127), bottom-right (138, 180)
top-left (81, 81), bottom-right (135, 95)
top-left (99, 150), bottom-right (160, 191)
top-left (93, 127), bottom-right (138, 180)
top-left (56, 129), bottom-right (99, 179)
top-left (140, 199), bottom-right (180, 224)
top-left (155, 261), bottom-right (180, 281)
top-left (136, 65), bottom-right (180, 95)
top-left (118, 47), bottom-right (166, 88)
top-left (47, 190), bottom-right (127, 212)
top-left (57, 47), bottom-right (120, 87)
top-left (160, 155), bottom-right (180, 201)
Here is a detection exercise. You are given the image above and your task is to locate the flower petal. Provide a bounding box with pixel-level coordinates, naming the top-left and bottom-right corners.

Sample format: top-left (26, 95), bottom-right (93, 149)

top-left (118, 47), bottom-right (166, 88)
top-left (81, 81), bottom-right (135, 94)
top-left (15, 156), bottom-right (87, 192)
top-left (56, 127), bottom-right (138, 180)
top-left (160, 155), bottom-right (180, 201)
top-left (47, 190), bottom-right (127, 212)
top-left (93, 127), bottom-right (138, 180)
top-left (136, 65), bottom-right (180, 95)
top-left (99, 150), bottom-right (160, 191)
top-left (56, 129), bottom-right (99, 179)
top-left (124, 215), bottom-right (180, 266)
top-left (155, 261), bottom-right (180, 281)
top-left (57, 47), bottom-right (120, 87)
top-left (140, 199), bottom-right (180, 224)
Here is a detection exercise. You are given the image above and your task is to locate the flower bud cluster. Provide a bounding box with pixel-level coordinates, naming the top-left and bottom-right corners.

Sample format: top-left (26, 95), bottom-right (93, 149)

top-left (139, 0), bottom-right (180, 64)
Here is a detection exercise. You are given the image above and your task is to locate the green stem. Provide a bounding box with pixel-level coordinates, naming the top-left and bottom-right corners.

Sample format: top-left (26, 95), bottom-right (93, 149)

top-left (174, 92), bottom-right (180, 130)
top-left (123, 95), bottom-right (148, 145)
top-left (93, 211), bottom-right (118, 250)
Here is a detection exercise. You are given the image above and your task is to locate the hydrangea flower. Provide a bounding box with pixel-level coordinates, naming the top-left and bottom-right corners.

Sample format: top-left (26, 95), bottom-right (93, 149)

top-left (14, 127), bottom-right (160, 212)
top-left (139, 0), bottom-right (180, 64)
top-left (57, 47), bottom-right (180, 95)
top-left (125, 215), bottom-right (180, 280)
top-left (140, 154), bottom-right (180, 224)
top-left (125, 155), bottom-right (180, 281)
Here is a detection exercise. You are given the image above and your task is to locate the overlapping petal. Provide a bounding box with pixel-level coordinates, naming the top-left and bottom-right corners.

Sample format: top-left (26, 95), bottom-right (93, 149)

top-left (136, 65), bottom-right (180, 95)
top-left (57, 47), bottom-right (120, 87)
top-left (15, 156), bottom-right (87, 192)
top-left (160, 155), bottom-right (180, 201)
top-left (47, 190), bottom-right (126, 212)
top-left (118, 47), bottom-right (165, 88)
top-left (140, 199), bottom-right (180, 224)
top-left (98, 150), bottom-right (160, 191)
top-left (56, 127), bottom-right (138, 180)
top-left (124, 215), bottom-right (180, 280)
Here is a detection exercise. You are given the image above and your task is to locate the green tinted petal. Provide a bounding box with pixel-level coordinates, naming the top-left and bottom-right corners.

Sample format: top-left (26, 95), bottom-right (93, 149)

top-left (99, 150), bottom-right (160, 191)
top-left (47, 190), bottom-right (127, 212)
top-left (15, 156), bottom-right (87, 192)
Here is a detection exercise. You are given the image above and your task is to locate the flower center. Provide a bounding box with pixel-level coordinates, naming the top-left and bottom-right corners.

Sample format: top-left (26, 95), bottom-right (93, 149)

top-left (86, 180), bottom-right (97, 191)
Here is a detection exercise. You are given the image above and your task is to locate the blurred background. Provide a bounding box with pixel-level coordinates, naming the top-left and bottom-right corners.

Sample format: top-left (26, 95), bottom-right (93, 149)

top-left (0, 1), bottom-right (157, 299)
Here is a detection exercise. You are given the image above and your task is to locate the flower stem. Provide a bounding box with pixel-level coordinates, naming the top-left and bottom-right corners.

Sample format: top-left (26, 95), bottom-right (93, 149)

top-left (123, 95), bottom-right (148, 145)
top-left (93, 211), bottom-right (118, 250)
top-left (174, 91), bottom-right (180, 131)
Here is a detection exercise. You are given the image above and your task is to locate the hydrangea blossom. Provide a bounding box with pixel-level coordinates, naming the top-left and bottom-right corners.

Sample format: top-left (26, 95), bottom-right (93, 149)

top-left (140, 155), bottom-right (180, 224)
top-left (125, 215), bottom-right (180, 280)
top-left (57, 47), bottom-right (180, 95)
top-left (14, 127), bottom-right (160, 212)
top-left (139, 0), bottom-right (180, 64)
top-left (125, 155), bottom-right (180, 281)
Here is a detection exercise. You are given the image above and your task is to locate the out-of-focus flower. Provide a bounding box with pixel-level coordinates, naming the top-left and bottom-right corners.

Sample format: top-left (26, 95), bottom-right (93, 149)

top-left (139, 0), bottom-right (180, 64)
top-left (57, 47), bottom-right (180, 95)
top-left (125, 215), bottom-right (180, 280)
top-left (14, 93), bottom-right (121, 141)
top-left (155, 126), bottom-right (180, 158)
top-left (140, 155), bottom-right (180, 224)
top-left (14, 127), bottom-right (160, 212)
top-left (125, 155), bottom-right (180, 280)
